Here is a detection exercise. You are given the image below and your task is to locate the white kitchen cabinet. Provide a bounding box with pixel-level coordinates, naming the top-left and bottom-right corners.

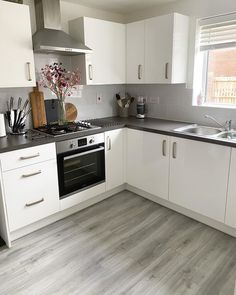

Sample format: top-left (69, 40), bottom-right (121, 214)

top-left (3, 160), bottom-right (59, 231)
top-left (0, 143), bottom-right (59, 232)
top-left (126, 21), bottom-right (145, 83)
top-left (69, 17), bottom-right (126, 85)
top-left (126, 129), bottom-right (169, 200)
top-left (105, 129), bottom-right (124, 191)
top-left (169, 137), bottom-right (231, 222)
top-left (225, 148), bottom-right (236, 228)
top-left (1, 143), bottom-right (56, 172)
top-left (126, 13), bottom-right (189, 84)
top-left (0, 1), bottom-right (35, 88)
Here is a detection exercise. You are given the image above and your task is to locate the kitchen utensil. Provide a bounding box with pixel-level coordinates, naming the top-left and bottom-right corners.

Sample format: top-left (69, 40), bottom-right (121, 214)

top-left (30, 85), bottom-right (47, 128)
top-left (10, 97), bottom-right (14, 129)
top-left (65, 103), bottom-right (77, 122)
top-left (6, 97), bottom-right (31, 134)
top-left (116, 92), bottom-right (135, 117)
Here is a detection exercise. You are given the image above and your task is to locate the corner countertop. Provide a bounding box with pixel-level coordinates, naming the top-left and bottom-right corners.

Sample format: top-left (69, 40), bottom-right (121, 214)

top-left (0, 116), bottom-right (235, 153)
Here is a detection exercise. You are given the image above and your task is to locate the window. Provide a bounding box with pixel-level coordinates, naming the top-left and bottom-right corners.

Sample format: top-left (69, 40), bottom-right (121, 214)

top-left (195, 13), bottom-right (236, 107)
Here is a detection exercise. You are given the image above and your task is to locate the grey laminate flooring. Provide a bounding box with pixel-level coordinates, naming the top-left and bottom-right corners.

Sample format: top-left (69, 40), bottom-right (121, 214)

top-left (0, 191), bottom-right (236, 295)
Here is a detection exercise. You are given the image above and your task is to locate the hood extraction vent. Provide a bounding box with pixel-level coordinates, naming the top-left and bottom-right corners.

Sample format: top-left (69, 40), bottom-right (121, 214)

top-left (33, 0), bottom-right (91, 55)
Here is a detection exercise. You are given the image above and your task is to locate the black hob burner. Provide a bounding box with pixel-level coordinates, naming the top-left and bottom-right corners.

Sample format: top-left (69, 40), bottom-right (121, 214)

top-left (37, 121), bottom-right (101, 136)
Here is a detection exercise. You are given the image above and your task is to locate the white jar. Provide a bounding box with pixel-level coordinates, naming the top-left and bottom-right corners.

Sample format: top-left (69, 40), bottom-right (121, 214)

top-left (0, 114), bottom-right (6, 137)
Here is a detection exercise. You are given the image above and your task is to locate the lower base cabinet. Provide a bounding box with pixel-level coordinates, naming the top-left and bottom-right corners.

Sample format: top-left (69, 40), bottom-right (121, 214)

top-left (169, 137), bottom-right (231, 222)
top-left (126, 129), bottom-right (169, 200)
top-left (225, 148), bottom-right (236, 228)
top-left (3, 159), bottom-right (59, 231)
top-left (105, 129), bottom-right (124, 191)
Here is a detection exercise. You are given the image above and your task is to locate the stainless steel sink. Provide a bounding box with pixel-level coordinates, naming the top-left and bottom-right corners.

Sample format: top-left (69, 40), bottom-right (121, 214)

top-left (174, 124), bottom-right (222, 136)
top-left (216, 131), bottom-right (236, 141)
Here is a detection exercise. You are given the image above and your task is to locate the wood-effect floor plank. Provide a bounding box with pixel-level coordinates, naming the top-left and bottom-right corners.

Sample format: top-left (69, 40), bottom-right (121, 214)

top-left (0, 190), bottom-right (236, 295)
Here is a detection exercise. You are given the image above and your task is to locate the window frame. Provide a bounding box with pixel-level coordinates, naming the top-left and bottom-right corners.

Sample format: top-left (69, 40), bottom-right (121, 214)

top-left (193, 13), bottom-right (236, 109)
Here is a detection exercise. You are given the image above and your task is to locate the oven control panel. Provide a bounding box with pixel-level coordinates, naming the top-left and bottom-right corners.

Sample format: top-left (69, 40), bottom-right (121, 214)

top-left (56, 133), bottom-right (104, 154)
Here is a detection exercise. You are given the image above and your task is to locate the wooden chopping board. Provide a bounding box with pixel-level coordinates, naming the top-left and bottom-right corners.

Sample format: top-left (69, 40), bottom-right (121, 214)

top-left (29, 85), bottom-right (47, 128)
top-left (65, 103), bottom-right (78, 122)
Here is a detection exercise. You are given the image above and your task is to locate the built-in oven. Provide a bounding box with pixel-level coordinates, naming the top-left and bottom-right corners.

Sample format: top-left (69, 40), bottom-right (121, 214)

top-left (56, 133), bottom-right (105, 199)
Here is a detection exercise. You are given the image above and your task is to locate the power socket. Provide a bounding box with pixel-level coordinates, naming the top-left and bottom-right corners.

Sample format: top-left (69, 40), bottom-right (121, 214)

top-left (96, 93), bottom-right (103, 104)
top-left (149, 96), bottom-right (160, 104)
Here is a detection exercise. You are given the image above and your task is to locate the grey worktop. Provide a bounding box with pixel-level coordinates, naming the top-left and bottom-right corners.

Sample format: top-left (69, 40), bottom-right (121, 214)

top-left (0, 133), bottom-right (55, 153)
top-left (0, 116), bottom-right (235, 153)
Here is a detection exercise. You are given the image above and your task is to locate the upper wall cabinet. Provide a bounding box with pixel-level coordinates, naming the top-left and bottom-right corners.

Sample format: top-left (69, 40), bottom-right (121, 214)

top-left (0, 1), bottom-right (36, 88)
top-left (126, 20), bottom-right (145, 84)
top-left (126, 13), bottom-right (189, 84)
top-left (69, 17), bottom-right (126, 85)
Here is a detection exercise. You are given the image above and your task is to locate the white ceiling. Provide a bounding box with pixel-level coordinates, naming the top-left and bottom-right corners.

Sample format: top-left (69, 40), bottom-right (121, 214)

top-left (62, 0), bottom-right (178, 14)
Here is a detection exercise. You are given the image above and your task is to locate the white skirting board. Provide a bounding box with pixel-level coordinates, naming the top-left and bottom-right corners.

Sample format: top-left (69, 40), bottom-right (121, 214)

top-left (126, 184), bottom-right (236, 238)
top-left (10, 184), bottom-right (125, 242)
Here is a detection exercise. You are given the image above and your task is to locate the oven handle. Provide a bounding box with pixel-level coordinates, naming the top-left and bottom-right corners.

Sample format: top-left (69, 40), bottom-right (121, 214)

top-left (64, 146), bottom-right (105, 161)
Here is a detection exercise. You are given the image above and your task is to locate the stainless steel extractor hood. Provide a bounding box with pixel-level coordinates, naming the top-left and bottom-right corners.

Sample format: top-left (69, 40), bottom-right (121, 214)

top-left (33, 0), bottom-right (91, 55)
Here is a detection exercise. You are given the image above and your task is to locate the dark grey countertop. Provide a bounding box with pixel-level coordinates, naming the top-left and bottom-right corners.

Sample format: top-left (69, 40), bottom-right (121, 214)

top-left (0, 116), bottom-right (235, 153)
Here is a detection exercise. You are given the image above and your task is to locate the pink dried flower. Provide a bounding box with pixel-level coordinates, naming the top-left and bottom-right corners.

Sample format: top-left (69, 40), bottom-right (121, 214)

top-left (39, 63), bottom-right (81, 101)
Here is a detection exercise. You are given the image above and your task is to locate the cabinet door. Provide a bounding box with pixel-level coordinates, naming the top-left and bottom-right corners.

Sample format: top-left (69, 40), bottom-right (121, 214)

top-left (3, 160), bottom-right (59, 231)
top-left (169, 137), bottom-right (230, 222)
top-left (0, 1), bottom-right (35, 88)
top-left (126, 21), bottom-right (145, 83)
top-left (225, 148), bottom-right (236, 228)
top-left (83, 18), bottom-right (125, 85)
top-left (105, 129), bottom-right (124, 191)
top-left (145, 14), bottom-right (173, 84)
top-left (126, 129), bottom-right (169, 200)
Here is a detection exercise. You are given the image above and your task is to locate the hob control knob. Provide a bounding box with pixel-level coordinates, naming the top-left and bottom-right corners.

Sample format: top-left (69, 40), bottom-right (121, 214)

top-left (89, 138), bottom-right (95, 144)
top-left (70, 142), bottom-right (76, 149)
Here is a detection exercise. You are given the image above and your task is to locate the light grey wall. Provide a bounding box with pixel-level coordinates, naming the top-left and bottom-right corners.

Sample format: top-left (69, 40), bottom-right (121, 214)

top-left (23, 0), bottom-right (125, 35)
top-left (0, 84), bottom-right (124, 127)
top-left (127, 84), bottom-right (236, 127)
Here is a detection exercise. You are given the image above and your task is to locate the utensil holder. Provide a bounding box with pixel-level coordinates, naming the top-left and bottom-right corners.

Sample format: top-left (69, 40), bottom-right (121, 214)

top-left (118, 107), bottom-right (129, 118)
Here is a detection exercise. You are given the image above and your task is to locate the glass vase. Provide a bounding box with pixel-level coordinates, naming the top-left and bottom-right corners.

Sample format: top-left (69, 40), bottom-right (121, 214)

top-left (58, 99), bottom-right (67, 125)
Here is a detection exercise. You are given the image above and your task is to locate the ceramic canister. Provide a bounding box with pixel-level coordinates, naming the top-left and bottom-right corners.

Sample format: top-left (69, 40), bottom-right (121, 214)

top-left (0, 114), bottom-right (6, 137)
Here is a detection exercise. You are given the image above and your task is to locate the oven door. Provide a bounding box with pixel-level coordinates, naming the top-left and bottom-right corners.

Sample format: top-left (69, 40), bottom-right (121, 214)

top-left (57, 144), bottom-right (105, 199)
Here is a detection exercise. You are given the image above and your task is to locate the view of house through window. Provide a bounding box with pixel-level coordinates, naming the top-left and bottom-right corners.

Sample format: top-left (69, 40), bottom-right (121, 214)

top-left (205, 47), bottom-right (236, 105)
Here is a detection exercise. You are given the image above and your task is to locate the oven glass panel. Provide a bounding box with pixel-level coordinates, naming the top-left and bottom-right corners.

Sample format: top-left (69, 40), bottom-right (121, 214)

top-left (58, 147), bottom-right (105, 198)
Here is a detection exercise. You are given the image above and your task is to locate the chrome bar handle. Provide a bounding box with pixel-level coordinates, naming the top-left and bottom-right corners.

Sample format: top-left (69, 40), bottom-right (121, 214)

top-left (88, 64), bottom-right (93, 80)
top-left (172, 142), bottom-right (177, 159)
top-left (22, 170), bottom-right (42, 178)
top-left (65, 146), bottom-right (104, 161)
top-left (162, 140), bottom-right (167, 157)
top-left (138, 64), bottom-right (142, 80)
top-left (20, 153), bottom-right (40, 160)
top-left (107, 136), bottom-right (112, 151)
top-left (165, 62), bottom-right (169, 80)
top-left (25, 198), bottom-right (44, 207)
top-left (26, 62), bottom-right (32, 81)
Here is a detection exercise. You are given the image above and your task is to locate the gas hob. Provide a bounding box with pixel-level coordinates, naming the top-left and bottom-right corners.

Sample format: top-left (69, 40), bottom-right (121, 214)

top-left (35, 121), bottom-right (101, 137)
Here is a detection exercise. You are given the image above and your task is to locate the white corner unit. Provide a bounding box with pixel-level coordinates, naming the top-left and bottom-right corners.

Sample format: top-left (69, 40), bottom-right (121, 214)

top-left (126, 13), bottom-right (189, 84)
top-left (69, 17), bottom-right (126, 85)
top-left (0, 0), bottom-right (36, 88)
top-left (105, 129), bottom-right (125, 191)
top-left (126, 129), bottom-right (169, 200)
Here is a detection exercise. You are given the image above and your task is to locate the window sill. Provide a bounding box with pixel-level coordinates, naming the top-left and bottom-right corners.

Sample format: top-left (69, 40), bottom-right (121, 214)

top-left (193, 103), bottom-right (236, 110)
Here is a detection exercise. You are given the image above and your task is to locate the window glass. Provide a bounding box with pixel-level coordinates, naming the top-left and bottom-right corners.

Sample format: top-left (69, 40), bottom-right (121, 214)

top-left (205, 47), bottom-right (236, 105)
